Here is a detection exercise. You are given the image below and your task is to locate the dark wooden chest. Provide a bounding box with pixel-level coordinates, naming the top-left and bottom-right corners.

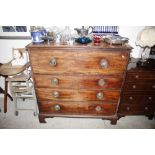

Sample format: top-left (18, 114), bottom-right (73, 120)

top-left (118, 58), bottom-right (155, 120)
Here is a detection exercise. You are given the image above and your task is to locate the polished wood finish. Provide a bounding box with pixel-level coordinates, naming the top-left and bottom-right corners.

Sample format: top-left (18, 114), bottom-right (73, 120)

top-left (38, 101), bottom-right (117, 115)
top-left (27, 42), bottom-right (131, 124)
top-left (118, 58), bottom-right (155, 120)
top-left (30, 50), bottom-right (128, 75)
top-left (36, 88), bottom-right (120, 102)
top-left (34, 74), bottom-right (123, 90)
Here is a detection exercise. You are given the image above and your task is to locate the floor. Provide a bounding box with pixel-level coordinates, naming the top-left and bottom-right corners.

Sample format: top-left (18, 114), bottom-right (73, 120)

top-left (0, 98), bottom-right (155, 129)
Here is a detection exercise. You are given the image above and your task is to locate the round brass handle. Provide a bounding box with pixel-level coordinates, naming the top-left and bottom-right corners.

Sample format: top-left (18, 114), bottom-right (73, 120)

top-left (100, 59), bottom-right (108, 69)
top-left (50, 58), bottom-right (57, 66)
top-left (52, 91), bottom-right (60, 98)
top-left (126, 106), bottom-right (130, 111)
top-left (98, 79), bottom-right (105, 87)
top-left (53, 104), bottom-right (61, 111)
top-left (145, 107), bottom-right (148, 110)
top-left (152, 85), bottom-right (155, 89)
top-left (95, 106), bottom-right (102, 112)
top-left (135, 75), bottom-right (139, 79)
top-left (148, 96), bottom-right (152, 100)
top-left (129, 96), bottom-right (133, 100)
top-left (96, 92), bottom-right (104, 100)
top-left (51, 78), bottom-right (59, 85)
top-left (132, 85), bottom-right (136, 89)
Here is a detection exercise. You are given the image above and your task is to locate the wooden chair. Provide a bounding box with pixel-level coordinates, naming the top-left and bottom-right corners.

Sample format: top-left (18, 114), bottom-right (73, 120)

top-left (0, 48), bottom-right (31, 113)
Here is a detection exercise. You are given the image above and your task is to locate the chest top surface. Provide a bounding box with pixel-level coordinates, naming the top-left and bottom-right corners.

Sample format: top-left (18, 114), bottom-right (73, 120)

top-left (26, 42), bottom-right (132, 51)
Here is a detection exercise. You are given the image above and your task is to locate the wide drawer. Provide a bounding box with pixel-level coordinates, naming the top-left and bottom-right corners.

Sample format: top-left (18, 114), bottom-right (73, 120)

top-left (118, 104), bottom-right (155, 115)
top-left (36, 88), bottom-right (120, 102)
top-left (29, 50), bottom-right (129, 74)
top-left (38, 101), bottom-right (117, 116)
top-left (123, 82), bottom-right (155, 91)
top-left (34, 74), bottom-right (123, 90)
top-left (120, 92), bottom-right (155, 105)
top-left (126, 72), bottom-right (155, 82)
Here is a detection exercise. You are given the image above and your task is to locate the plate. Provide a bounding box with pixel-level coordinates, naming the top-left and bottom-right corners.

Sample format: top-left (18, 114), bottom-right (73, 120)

top-left (32, 40), bottom-right (44, 44)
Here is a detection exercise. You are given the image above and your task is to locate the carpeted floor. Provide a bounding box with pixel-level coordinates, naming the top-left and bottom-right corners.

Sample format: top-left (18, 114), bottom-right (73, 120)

top-left (0, 98), bottom-right (155, 129)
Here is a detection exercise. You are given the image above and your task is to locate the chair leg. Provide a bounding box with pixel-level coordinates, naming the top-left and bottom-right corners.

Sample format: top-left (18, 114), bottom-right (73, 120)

top-left (4, 77), bottom-right (8, 113)
top-left (13, 93), bottom-right (18, 116)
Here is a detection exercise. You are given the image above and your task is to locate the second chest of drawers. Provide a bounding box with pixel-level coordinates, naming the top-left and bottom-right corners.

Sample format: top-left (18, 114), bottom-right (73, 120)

top-left (118, 59), bottom-right (155, 120)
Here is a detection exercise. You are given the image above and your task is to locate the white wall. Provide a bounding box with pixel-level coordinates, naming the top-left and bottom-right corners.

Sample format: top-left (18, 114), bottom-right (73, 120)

top-left (0, 26), bottom-right (144, 97)
top-left (119, 26), bottom-right (144, 58)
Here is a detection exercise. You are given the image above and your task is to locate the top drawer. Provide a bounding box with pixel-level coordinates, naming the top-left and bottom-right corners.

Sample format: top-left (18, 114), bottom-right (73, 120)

top-left (126, 72), bottom-right (155, 82)
top-left (29, 50), bottom-right (129, 75)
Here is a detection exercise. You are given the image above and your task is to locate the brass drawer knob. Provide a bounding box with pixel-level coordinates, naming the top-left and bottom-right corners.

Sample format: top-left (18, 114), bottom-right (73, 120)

top-left (126, 106), bottom-right (130, 111)
top-left (52, 91), bottom-right (60, 98)
top-left (100, 59), bottom-right (108, 68)
top-left (96, 92), bottom-right (104, 100)
top-left (53, 104), bottom-right (61, 111)
top-left (132, 85), bottom-right (136, 89)
top-left (98, 79), bottom-right (105, 87)
top-left (129, 96), bottom-right (133, 100)
top-left (50, 58), bottom-right (57, 66)
top-left (148, 96), bottom-right (152, 100)
top-left (95, 106), bottom-right (102, 112)
top-left (145, 107), bottom-right (148, 110)
top-left (51, 78), bottom-right (59, 85)
top-left (152, 85), bottom-right (155, 89)
top-left (135, 75), bottom-right (139, 79)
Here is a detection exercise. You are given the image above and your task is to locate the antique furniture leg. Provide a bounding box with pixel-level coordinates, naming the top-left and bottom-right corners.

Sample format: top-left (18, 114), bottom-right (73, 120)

top-left (110, 118), bottom-right (118, 125)
top-left (39, 115), bottom-right (47, 123)
top-left (145, 114), bottom-right (154, 120)
top-left (0, 87), bottom-right (13, 101)
top-left (4, 76), bottom-right (8, 113)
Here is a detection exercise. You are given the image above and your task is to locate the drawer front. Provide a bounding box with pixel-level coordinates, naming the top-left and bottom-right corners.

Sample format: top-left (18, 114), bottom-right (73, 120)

top-left (124, 81), bottom-right (155, 91)
top-left (29, 50), bottom-right (129, 74)
top-left (36, 88), bottom-right (120, 102)
top-left (29, 50), bottom-right (77, 74)
top-left (76, 51), bottom-right (129, 74)
top-left (38, 101), bottom-right (117, 116)
top-left (126, 72), bottom-right (155, 82)
top-left (121, 93), bottom-right (155, 105)
top-left (120, 94), bottom-right (141, 104)
top-left (34, 74), bottom-right (123, 90)
top-left (124, 82), bottom-right (155, 91)
top-left (119, 104), bottom-right (155, 115)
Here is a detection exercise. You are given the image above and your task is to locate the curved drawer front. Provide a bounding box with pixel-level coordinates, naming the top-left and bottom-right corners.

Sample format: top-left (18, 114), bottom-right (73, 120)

top-left (29, 50), bottom-right (129, 74)
top-left (38, 101), bottom-right (117, 116)
top-left (36, 88), bottom-right (120, 102)
top-left (34, 74), bottom-right (123, 90)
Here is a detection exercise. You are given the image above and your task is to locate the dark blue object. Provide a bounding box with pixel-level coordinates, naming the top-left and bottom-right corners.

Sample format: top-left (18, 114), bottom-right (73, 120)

top-left (31, 31), bottom-right (45, 44)
top-left (75, 37), bottom-right (92, 44)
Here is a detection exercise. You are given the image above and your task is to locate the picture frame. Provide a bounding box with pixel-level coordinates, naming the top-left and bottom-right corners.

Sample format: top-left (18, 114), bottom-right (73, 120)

top-left (0, 26), bottom-right (31, 40)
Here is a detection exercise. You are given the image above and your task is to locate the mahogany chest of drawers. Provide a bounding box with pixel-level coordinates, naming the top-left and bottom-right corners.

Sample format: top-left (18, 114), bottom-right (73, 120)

top-left (27, 42), bottom-right (131, 124)
top-left (118, 59), bottom-right (155, 120)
